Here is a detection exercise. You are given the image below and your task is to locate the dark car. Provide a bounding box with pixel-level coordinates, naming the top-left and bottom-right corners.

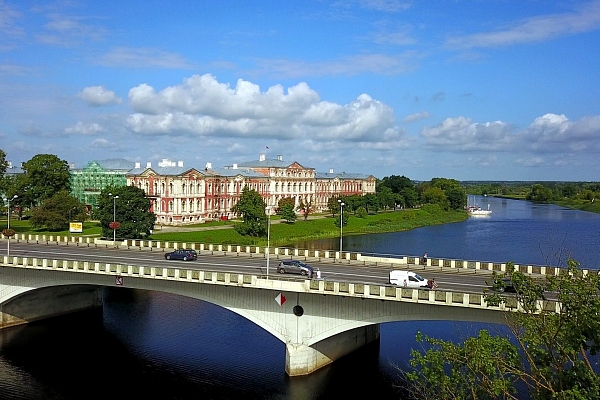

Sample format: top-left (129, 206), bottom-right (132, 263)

top-left (277, 260), bottom-right (314, 278)
top-left (165, 249), bottom-right (198, 261)
top-left (488, 277), bottom-right (518, 293)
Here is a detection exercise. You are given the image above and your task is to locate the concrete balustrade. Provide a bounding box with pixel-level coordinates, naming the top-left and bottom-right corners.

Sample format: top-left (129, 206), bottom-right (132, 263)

top-left (0, 233), bottom-right (576, 279)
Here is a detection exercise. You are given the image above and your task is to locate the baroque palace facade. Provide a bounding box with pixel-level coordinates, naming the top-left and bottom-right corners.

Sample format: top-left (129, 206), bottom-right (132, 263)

top-left (71, 154), bottom-right (376, 226)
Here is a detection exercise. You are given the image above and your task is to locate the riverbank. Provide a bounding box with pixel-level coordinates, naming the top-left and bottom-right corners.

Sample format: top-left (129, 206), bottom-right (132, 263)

top-left (494, 195), bottom-right (600, 214)
top-left (3, 206), bottom-right (468, 247)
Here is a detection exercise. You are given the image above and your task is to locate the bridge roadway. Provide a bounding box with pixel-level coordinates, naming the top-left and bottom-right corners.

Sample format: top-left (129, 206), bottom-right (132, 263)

top-left (1, 239), bottom-right (547, 376)
top-left (6, 241), bottom-right (494, 294)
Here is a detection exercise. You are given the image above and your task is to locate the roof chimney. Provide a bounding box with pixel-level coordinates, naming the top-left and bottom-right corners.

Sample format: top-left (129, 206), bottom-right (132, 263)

top-left (205, 162), bottom-right (212, 170)
top-left (259, 153), bottom-right (266, 161)
top-left (277, 155), bottom-right (283, 161)
top-left (329, 168), bottom-right (334, 174)
top-left (146, 162), bottom-right (151, 168)
top-left (232, 163), bottom-right (238, 169)
top-left (135, 162), bottom-right (141, 169)
top-left (177, 160), bottom-right (184, 167)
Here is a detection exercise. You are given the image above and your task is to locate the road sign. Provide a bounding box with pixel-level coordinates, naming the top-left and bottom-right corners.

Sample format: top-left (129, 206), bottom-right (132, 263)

top-left (275, 293), bottom-right (286, 306)
top-left (115, 276), bottom-right (123, 286)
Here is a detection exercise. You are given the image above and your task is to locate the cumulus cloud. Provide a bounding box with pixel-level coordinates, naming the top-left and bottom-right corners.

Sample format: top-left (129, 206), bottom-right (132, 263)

top-left (420, 113), bottom-right (600, 155)
top-left (404, 111), bottom-right (429, 123)
top-left (445, 1), bottom-right (600, 49)
top-left (78, 86), bottom-right (122, 106)
top-left (126, 74), bottom-right (403, 149)
top-left (64, 121), bottom-right (103, 135)
top-left (421, 117), bottom-right (514, 151)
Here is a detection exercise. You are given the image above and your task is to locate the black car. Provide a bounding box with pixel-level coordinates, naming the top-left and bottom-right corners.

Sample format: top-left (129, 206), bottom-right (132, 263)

top-left (164, 249), bottom-right (198, 261)
top-left (277, 260), bottom-right (314, 278)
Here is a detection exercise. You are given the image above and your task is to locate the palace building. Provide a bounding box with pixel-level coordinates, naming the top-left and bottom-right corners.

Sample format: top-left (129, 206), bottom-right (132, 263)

top-left (71, 154), bottom-right (375, 226)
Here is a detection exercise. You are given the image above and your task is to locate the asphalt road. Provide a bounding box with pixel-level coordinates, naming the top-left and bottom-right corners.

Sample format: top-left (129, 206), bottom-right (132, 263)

top-left (4, 240), bottom-right (498, 294)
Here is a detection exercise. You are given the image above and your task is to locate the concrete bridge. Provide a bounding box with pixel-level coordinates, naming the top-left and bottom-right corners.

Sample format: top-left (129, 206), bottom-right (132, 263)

top-left (0, 248), bottom-right (560, 376)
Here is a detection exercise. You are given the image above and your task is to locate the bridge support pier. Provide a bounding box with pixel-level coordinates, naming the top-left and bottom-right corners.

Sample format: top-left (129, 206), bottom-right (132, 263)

top-left (285, 324), bottom-right (380, 376)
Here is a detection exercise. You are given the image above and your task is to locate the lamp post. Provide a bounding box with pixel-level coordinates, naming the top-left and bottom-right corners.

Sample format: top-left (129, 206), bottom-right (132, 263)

top-left (266, 206), bottom-right (271, 278)
top-left (113, 195), bottom-right (119, 242)
top-left (6, 194), bottom-right (17, 256)
top-left (338, 199), bottom-right (345, 257)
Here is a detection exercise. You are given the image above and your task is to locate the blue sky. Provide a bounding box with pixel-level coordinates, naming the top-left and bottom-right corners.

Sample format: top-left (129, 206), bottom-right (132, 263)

top-left (1, 0), bottom-right (599, 181)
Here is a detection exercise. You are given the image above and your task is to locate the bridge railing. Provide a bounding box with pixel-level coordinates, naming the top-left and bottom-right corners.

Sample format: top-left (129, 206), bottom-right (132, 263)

top-left (0, 254), bottom-right (561, 314)
top-left (2, 233), bottom-right (566, 277)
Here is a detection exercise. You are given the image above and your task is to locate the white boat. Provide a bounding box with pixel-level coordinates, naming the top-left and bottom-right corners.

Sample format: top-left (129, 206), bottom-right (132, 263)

top-left (467, 205), bottom-right (492, 216)
top-left (466, 196), bottom-right (492, 216)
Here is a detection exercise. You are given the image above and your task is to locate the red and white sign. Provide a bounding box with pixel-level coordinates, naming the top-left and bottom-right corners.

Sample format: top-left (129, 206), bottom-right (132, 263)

top-left (115, 276), bottom-right (123, 286)
top-left (275, 293), bottom-right (286, 306)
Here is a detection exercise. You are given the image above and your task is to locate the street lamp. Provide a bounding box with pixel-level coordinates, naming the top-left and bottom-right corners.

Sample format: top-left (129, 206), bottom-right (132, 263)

top-left (108, 193), bottom-right (119, 242)
top-left (338, 199), bottom-right (345, 257)
top-left (266, 206), bottom-right (271, 278)
top-left (6, 194), bottom-right (17, 256)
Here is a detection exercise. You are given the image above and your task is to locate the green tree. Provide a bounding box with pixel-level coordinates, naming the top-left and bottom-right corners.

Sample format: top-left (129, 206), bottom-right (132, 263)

top-left (280, 203), bottom-right (296, 223)
top-left (97, 186), bottom-right (155, 239)
top-left (421, 187), bottom-right (449, 210)
top-left (526, 184), bottom-right (554, 202)
top-left (445, 187), bottom-right (467, 210)
top-left (231, 186), bottom-right (266, 237)
top-left (29, 191), bottom-right (86, 231)
top-left (400, 188), bottom-right (419, 208)
top-left (327, 196), bottom-right (341, 216)
top-left (408, 259), bottom-right (600, 400)
top-left (376, 186), bottom-right (394, 210)
top-left (379, 175), bottom-right (414, 193)
top-left (20, 154), bottom-right (71, 209)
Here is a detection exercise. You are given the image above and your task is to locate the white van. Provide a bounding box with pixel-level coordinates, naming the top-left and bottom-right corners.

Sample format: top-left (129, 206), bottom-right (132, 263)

top-left (389, 270), bottom-right (428, 288)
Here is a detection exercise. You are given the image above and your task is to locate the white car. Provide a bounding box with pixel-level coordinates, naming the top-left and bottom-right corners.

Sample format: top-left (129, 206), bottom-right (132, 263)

top-left (389, 270), bottom-right (429, 288)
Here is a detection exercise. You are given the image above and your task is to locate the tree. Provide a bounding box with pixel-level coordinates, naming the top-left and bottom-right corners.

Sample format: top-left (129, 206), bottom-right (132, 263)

top-left (376, 186), bottom-right (394, 210)
top-left (231, 186), bottom-right (267, 237)
top-left (445, 187), bottom-right (467, 210)
top-left (29, 191), bottom-right (86, 231)
top-left (96, 186), bottom-right (155, 239)
top-left (280, 203), bottom-right (296, 223)
top-left (20, 154), bottom-right (71, 209)
top-left (327, 197), bottom-right (341, 217)
top-left (408, 259), bottom-right (600, 400)
top-left (421, 187), bottom-right (449, 210)
top-left (379, 175), bottom-right (414, 193)
top-left (400, 188), bottom-right (419, 208)
top-left (296, 198), bottom-right (314, 221)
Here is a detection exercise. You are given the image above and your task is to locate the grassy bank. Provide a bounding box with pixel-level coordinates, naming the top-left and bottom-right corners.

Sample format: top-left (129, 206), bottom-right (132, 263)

top-left (494, 195), bottom-right (600, 214)
top-left (151, 207), bottom-right (467, 246)
top-left (2, 207), bottom-right (467, 246)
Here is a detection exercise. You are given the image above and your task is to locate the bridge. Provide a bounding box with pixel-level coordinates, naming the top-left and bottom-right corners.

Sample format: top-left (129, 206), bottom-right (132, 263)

top-left (0, 235), bottom-right (563, 376)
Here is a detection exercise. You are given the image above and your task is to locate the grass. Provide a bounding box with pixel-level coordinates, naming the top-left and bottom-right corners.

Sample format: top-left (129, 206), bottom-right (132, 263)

top-left (2, 208), bottom-right (467, 246)
top-left (150, 208), bottom-right (467, 246)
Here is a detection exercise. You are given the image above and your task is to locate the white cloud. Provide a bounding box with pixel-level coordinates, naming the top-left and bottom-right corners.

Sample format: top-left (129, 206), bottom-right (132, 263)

top-left (404, 111), bottom-right (429, 123)
top-left (35, 13), bottom-right (107, 46)
top-left (126, 74), bottom-right (402, 150)
top-left (78, 86), bottom-right (122, 106)
top-left (515, 157), bottom-right (545, 167)
top-left (64, 121), bottom-right (103, 135)
top-left (421, 117), bottom-right (514, 151)
top-left (445, 1), bottom-right (600, 49)
top-left (420, 113), bottom-right (600, 155)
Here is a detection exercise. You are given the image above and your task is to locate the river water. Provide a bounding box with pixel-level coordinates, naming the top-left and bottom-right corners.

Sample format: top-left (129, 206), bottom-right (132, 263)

top-left (1, 196), bottom-right (599, 399)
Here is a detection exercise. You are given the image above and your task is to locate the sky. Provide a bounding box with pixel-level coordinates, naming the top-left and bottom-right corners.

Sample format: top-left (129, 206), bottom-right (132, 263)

top-left (1, 0), bottom-right (599, 182)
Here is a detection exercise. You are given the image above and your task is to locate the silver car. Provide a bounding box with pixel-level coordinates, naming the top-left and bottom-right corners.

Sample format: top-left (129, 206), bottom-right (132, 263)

top-left (277, 260), bottom-right (314, 278)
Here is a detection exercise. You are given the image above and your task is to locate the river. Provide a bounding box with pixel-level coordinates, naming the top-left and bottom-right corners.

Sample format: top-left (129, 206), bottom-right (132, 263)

top-left (1, 196), bottom-right (599, 399)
